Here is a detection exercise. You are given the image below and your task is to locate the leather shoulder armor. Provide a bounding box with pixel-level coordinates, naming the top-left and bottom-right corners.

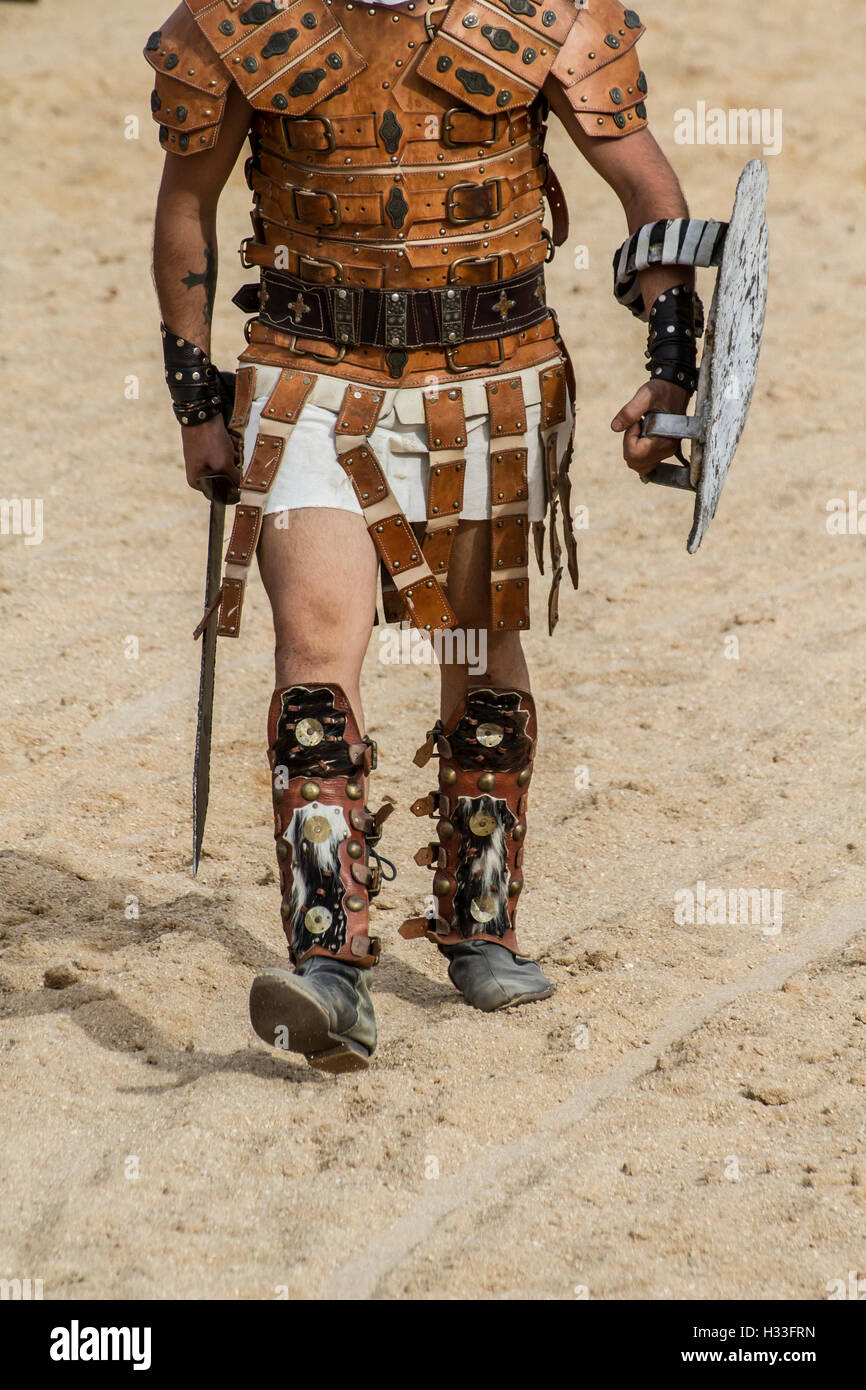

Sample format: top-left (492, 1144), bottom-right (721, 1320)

top-left (416, 0), bottom-right (577, 115)
top-left (145, 4), bottom-right (231, 154)
top-left (146, 0), bottom-right (369, 154)
top-left (548, 0), bottom-right (648, 137)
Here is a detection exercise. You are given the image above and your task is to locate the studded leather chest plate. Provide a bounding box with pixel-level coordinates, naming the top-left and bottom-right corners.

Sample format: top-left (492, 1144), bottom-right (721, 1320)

top-left (240, 0), bottom-right (553, 293)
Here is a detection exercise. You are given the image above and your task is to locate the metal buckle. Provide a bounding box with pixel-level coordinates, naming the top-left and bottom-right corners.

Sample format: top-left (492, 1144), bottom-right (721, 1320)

top-left (442, 108), bottom-right (502, 148)
top-left (447, 253), bottom-right (504, 284)
top-left (286, 336), bottom-right (347, 365)
top-left (424, 4), bottom-right (449, 41)
top-left (298, 253), bottom-right (345, 286)
top-left (281, 116), bottom-right (337, 154)
top-left (445, 337), bottom-right (506, 373)
top-left (446, 178), bottom-right (502, 226)
top-left (238, 237), bottom-right (255, 269)
top-left (540, 227), bottom-right (555, 263)
top-left (290, 187), bottom-right (342, 229)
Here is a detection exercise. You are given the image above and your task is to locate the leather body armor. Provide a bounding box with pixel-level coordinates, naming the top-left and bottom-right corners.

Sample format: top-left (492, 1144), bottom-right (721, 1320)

top-left (146, 0), bottom-right (647, 635)
top-left (147, 0), bottom-right (647, 383)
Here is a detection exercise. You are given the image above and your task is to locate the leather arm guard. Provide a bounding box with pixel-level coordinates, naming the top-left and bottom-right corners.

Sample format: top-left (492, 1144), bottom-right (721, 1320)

top-left (613, 217), bottom-right (727, 320)
top-left (161, 325), bottom-right (235, 426)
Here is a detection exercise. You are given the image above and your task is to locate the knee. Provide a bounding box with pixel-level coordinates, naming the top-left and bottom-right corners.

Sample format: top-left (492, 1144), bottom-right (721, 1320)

top-left (274, 628), bottom-right (343, 674)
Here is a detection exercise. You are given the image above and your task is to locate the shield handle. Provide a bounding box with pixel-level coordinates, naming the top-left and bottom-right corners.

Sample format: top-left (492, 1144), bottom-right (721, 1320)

top-left (638, 412), bottom-right (704, 491)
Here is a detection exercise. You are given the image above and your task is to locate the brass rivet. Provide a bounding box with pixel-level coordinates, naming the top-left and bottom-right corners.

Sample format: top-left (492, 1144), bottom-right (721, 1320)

top-left (303, 814), bottom-right (331, 844)
top-left (438, 820), bottom-right (454, 840)
top-left (440, 767), bottom-right (457, 786)
top-left (433, 876), bottom-right (451, 896)
top-left (304, 906), bottom-right (332, 934)
top-left (513, 824), bottom-right (526, 842)
top-left (516, 768), bottom-right (531, 786)
top-left (346, 781), bottom-right (363, 800)
top-left (301, 780), bottom-right (320, 801)
top-left (477, 772), bottom-right (496, 791)
top-left (347, 840), bottom-right (364, 859)
top-left (345, 894), bottom-right (365, 913)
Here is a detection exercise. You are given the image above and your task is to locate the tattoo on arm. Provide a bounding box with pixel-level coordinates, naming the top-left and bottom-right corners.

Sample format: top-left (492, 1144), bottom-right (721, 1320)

top-left (181, 243), bottom-right (217, 325)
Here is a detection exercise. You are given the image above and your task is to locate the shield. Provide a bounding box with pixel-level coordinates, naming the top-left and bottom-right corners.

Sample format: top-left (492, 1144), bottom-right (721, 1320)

top-left (640, 160), bottom-right (770, 553)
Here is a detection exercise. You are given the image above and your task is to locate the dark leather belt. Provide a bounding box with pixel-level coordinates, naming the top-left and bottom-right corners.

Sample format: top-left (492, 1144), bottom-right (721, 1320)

top-left (233, 265), bottom-right (549, 363)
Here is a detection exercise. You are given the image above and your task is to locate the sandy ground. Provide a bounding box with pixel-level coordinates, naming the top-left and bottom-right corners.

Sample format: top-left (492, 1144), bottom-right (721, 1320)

top-left (1, 0), bottom-right (865, 1301)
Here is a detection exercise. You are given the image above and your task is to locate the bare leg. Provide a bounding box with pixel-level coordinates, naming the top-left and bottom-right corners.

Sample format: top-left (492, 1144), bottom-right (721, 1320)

top-left (437, 520), bottom-right (530, 718)
top-left (258, 507), bottom-right (378, 728)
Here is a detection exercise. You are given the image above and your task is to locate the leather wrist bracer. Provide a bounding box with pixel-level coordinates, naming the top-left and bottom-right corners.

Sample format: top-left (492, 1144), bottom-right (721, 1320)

top-left (645, 285), bottom-right (703, 394)
top-left (161, 324), bottom-right (232, 427)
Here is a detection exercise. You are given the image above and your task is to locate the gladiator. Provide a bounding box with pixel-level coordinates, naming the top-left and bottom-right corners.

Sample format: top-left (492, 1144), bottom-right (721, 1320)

top-left (148, 0), bottom-right (705, 1072)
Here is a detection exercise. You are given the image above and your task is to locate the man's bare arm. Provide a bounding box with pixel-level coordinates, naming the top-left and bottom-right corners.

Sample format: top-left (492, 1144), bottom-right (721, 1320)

top-left (152, 84), bottom-right (251, 489)
top-left (543, 84), bottom-right (696, 474)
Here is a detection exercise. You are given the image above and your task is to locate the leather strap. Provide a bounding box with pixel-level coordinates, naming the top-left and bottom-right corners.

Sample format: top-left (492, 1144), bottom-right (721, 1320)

top-left (234, 264), bottom-right (549, 352)
top-left (420, 387), bottom-right (467, 595)
top-left (487, 376), bottom-right (530, 632)
top-left (332, 385), bottom-right (458, 635)
top-left (217, 367), bottom-right (317, 639)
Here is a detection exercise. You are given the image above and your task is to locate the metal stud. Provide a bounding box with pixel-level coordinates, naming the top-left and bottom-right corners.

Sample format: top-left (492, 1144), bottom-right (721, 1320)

top-left (346, 781), bottom-right (363, 800)
top-left (470, 893), bottom-right (497, 922)
top-left (296, 716), bottom-right (324, 746)
top-left (304, 906), bottom-right (332, 934)
top-left (433, 876), bottom-right (451, 896)
top-left (477, 772), bottom-right (496, 791)
top-left (440, 767), bottom-right (457, 786)
top-left (303, 814), bottom-right (331, 844)
top-left (301, 780), bottom-right (320, 800)
top-left (477, 722), bottom-right (504, 747)
top-left (345, 894), bottom-right (364, 913)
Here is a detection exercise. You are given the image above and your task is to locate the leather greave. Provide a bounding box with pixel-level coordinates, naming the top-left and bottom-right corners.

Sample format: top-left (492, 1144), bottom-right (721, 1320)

top-left (268, 684), bottom-right (392, 969)
top-left (401, 688), bottom-right (536, 957)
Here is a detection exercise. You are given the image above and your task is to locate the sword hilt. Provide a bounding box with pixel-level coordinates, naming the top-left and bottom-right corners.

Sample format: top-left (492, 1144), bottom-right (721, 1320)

top-left (199, 472), bottom-right (239, 504)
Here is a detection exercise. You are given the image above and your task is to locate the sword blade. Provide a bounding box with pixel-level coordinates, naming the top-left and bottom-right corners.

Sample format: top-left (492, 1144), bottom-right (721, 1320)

top-left (192, 475), bottom-right (230, 875)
